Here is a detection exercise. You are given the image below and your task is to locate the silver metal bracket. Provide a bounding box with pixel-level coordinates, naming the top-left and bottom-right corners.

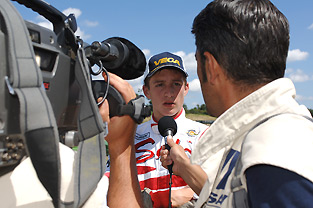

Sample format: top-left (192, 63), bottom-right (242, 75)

top-left (5, 76), bottom-right (16, 95)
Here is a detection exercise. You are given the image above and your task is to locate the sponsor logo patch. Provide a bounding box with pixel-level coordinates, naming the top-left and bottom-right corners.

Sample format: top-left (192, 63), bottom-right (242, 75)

top-left (187, 130), bottom-right (198, 137)
top-left (135, 132), bottom-right (150, 140)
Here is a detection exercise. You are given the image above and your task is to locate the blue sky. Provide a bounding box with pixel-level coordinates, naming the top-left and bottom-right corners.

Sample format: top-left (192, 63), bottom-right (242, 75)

top-left (13, 0), bottom-right (313, 110)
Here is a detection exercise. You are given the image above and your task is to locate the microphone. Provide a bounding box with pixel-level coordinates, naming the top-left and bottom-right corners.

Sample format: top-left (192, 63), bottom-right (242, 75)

top-left (158, 116), bottom-right (177, 174)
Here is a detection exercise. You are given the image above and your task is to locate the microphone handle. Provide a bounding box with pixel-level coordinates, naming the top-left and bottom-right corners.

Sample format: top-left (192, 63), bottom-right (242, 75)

top-left (165, 143), bottom-right (173, 174)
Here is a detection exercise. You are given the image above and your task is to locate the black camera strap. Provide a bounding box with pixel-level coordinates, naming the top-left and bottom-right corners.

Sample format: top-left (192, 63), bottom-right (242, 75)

top-left (1, 0), bottom-right (61, 207)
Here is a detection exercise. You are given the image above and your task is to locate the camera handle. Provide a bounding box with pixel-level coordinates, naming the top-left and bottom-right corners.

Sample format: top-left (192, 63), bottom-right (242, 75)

top-left (118, 95), bottom-right (152, 124)
top-left (12, 0), bottom-right (76, 34)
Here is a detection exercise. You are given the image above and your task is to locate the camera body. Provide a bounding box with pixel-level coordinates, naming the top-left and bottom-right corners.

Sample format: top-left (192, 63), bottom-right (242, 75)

top-left (26, 20), bottom-right (79, 134)
top-left (0, 0), bottom-right (147, 174)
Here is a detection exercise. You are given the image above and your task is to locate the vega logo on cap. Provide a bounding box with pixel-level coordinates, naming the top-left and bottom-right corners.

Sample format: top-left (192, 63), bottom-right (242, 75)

top-left (154, 57), bottom-right (181, 67)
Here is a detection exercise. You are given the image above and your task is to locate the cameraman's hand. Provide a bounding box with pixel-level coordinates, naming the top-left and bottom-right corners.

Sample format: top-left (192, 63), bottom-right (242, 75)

top-left (98, 98), bottom-right (109, 123)
top-left (98, 72), bottom-right (137, 149)
top-left (98, 72), bottom-right (143, 207)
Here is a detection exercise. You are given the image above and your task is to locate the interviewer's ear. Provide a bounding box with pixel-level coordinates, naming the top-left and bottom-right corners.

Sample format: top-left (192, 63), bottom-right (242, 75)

top-left (203, 52), bottom-right (220, 85)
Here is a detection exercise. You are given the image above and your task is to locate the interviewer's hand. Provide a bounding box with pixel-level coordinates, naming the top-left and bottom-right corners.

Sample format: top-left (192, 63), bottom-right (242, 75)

top-left (160, 137), bottom-right (190, 176)
top-left (160, 137), bottom-right (208, 195)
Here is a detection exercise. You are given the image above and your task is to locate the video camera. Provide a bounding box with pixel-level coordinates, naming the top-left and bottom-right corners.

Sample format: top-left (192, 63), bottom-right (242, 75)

top-left (0, 0), bottom-right (150, 176)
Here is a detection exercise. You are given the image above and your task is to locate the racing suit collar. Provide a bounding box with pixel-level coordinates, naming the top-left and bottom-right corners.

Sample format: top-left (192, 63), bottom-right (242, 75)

top-left (151, 108), bottom-right (185, 135)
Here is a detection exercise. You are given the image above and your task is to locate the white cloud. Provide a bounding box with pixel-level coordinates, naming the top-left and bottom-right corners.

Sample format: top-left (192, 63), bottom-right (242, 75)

top-left (75, 27), bottom-right (91, 40)
top-left (287, 49), bottom-right (309, 62)
top-left (62, 8), bottom-right (82, 18)
top-left (295, 94), bottom-right (313, 101)
top-left (35, 15), bottom-right (47, 21)
top-left (60, 8), bottom-right (92, 40)
top-left (308, 23), bottom-right (313, 30)
top-left (174, 51), bottom-right (197, 71)
top-left (188, 78), bottom-right (201, 92)
top-left (37, 21), bottom-right (53, 31)
top-left (33, 7), bottom-right (91, 40)
top-left (127, 77), bottom-right (144, 94)
top-left (83, 20), bottom-right (99, 27)
top-left (286, 68), bottom-right (311, 82)
top-left (142, 49), bottom-right (151, 57)
top-left (33, 14), bottom-right (53, 30)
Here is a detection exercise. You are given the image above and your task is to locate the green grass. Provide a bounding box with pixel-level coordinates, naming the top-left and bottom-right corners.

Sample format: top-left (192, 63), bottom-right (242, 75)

top-left (186, 113), bottom-right (215, 121)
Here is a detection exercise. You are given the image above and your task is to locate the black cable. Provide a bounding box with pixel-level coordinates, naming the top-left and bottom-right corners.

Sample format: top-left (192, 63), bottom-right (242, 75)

top-left (168, 171), bottom-right (173, 208)
top-left (96, 62), bottom-right (109, 106)
top-left (165, 143), bottom-right (173, 208)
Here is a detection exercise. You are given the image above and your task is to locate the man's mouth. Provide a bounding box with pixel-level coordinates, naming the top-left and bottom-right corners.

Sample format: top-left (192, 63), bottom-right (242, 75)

top-left (164, 102), bottom-right (175, 107)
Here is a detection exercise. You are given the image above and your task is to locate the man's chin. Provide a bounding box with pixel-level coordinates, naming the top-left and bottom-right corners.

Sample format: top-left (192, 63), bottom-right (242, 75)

top-left (162, 109), bottom-right (179, 117)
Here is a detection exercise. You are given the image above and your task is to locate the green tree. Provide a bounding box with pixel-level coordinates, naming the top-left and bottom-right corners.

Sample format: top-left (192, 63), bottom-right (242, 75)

top-left (185, 104), bottom-right (208, 115)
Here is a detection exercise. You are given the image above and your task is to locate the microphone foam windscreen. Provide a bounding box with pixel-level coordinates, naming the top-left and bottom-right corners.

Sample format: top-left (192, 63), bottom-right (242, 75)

top-left (158, 116), bottom-right (177, 137)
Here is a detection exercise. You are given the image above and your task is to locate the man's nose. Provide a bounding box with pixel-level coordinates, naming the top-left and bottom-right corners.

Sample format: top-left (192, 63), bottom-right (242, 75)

top-left (164, 86), bottom-right (174, 97)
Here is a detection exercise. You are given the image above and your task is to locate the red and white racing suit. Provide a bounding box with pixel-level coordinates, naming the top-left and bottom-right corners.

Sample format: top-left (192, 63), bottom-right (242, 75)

top-left (106, 108), bottom-right (208, 207)
top-left (134, 109), bottom-right (208, 207)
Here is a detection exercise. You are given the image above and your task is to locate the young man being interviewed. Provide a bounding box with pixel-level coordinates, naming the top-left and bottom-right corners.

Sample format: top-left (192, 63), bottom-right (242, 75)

top-left (135, 52), bottom-right (208, 207)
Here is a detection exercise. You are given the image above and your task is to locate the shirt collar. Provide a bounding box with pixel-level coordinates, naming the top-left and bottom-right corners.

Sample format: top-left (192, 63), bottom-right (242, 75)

top-left (191, 78), bottom-right (306, 166)
top-left (150, 108), bottom-right (185, 134)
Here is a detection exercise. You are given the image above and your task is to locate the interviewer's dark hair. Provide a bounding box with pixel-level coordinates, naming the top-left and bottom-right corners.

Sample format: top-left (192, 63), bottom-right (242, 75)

top-left (192, 0), bottom-right (290, 86)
